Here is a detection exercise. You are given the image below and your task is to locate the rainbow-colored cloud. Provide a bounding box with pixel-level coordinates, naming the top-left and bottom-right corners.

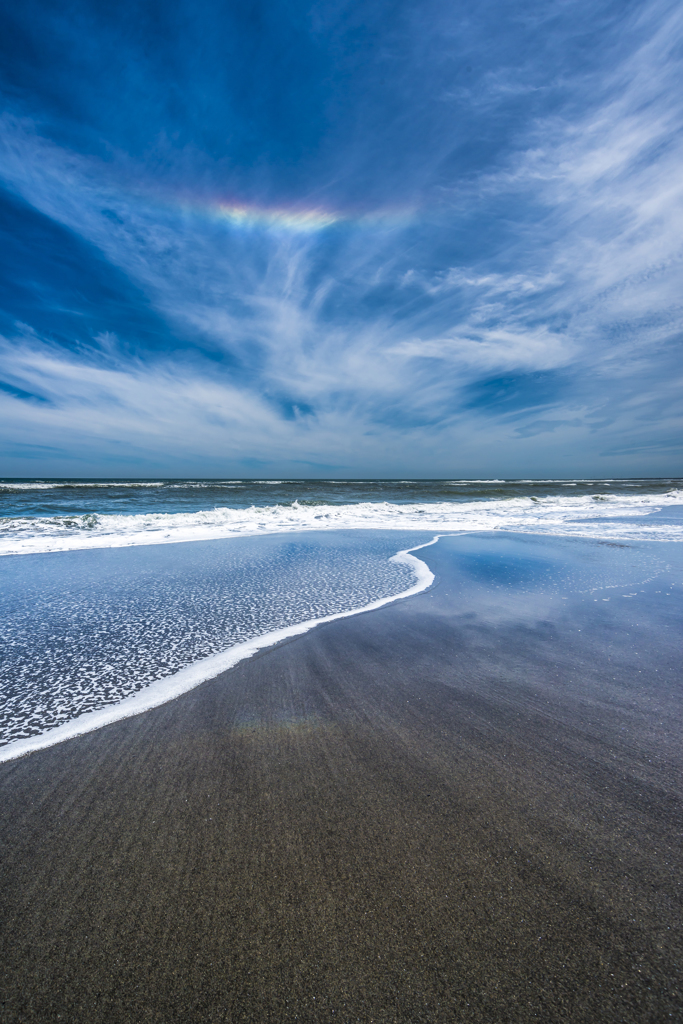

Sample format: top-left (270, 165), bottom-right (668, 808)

top-left (214, 202), bottom-right (340, 232)
top-left (172, 199), bottom-right (415, 233)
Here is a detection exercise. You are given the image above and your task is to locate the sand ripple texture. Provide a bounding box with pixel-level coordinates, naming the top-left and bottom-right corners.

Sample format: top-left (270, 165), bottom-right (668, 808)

top-left (0, 533), bottom-right (420, 747)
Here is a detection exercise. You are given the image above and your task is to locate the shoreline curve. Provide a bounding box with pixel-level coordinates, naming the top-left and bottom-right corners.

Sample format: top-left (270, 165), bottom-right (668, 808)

top-left (0, 535), bottom-right (444, 764)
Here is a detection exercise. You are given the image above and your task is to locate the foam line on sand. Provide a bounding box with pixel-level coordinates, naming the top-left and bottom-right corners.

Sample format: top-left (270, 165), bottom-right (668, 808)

top-left (0, 536), bottom-right (441, 764)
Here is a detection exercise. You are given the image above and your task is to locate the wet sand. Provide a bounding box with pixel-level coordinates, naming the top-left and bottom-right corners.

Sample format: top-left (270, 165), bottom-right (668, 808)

top-left (1, 533), bottom-right (682, 1022)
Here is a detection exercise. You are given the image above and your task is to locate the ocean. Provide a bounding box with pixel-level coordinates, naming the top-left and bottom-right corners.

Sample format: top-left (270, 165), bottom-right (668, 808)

top-left (1, 477), bottom-right (681, 760)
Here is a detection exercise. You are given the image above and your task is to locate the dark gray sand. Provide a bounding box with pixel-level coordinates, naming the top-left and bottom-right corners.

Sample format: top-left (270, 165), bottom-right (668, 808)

top-left (1, 533), bottom-right (682, 1023)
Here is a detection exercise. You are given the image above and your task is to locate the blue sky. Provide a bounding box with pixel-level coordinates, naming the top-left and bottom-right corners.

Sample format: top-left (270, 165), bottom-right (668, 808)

top-left (0, 0), bottom-right (681, 478)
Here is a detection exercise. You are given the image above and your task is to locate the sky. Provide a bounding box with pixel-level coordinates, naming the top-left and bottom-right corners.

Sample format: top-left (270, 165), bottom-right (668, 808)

top-left (0, 0), bottom-right (681, 479)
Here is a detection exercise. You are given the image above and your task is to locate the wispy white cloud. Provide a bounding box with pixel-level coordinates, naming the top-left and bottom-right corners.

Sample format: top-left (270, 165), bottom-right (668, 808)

top-left (389, 323), bottom-right (573, 372)
top-left (482, 2), bottom-right (683, 325)
top-left (0, 0), bottom-right (682, 475)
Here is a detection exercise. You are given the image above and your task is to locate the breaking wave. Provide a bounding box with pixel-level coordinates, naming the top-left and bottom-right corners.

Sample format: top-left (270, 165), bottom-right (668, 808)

top-left (1, 489), bottom-right (682, 556)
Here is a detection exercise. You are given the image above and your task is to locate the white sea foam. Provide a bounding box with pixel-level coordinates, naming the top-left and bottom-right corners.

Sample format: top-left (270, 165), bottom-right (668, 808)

top-left (0, 538), bottom-right (437, 763)
top-left (0, 482), bottom-right (60, 490)
top-left (0, 481), bottom-right (166, 490)
top-left (1, 491), bottom-right (682, 556)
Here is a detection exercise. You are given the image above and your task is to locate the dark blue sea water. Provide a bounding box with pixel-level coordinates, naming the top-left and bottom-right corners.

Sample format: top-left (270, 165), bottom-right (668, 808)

top-left (1, 478), bottom-right (681, 556)
top-left (1, 476), bottom-right (680, 521)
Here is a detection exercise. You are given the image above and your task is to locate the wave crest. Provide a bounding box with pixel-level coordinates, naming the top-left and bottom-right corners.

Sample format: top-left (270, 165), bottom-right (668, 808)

top-left (1, 490), bottom-right (681, 555)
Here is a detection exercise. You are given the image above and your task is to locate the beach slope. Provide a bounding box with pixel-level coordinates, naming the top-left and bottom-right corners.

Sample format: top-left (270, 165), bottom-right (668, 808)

top-left (1, 533), bottom-right (682, 1022)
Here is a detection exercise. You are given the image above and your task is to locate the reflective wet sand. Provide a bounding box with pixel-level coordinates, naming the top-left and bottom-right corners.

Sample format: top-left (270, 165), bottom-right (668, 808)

top-left (1, 533), bottom-right (682, 1022)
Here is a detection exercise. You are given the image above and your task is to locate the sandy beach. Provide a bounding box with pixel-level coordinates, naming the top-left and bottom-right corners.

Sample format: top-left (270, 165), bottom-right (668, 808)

top-left (1, 533), bottom-right (682, 1022)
